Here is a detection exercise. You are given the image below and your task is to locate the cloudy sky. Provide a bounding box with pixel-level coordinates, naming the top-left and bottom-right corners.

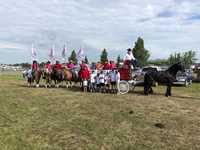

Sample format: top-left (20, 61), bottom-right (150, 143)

top-left (0, 0), bottom-right (199, 63)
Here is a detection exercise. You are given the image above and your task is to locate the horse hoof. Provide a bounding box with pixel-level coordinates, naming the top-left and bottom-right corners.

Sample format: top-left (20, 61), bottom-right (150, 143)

top-left (36, 84), bottom-right (39, 88)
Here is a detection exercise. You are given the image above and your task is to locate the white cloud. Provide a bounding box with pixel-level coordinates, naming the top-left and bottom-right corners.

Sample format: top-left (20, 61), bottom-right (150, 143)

top-left (0, 0), bottom-right (199, 63)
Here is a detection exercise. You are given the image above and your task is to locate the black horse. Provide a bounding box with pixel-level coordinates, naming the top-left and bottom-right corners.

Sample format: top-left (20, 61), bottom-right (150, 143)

top-left (144, 62), bottom-right (185, 97)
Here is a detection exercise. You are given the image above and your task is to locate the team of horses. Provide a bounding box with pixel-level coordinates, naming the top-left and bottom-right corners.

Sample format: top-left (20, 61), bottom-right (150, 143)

top-left (23, 62), bottom-right (185, 97)
top-left (23, 66), bottom-right (80, 88)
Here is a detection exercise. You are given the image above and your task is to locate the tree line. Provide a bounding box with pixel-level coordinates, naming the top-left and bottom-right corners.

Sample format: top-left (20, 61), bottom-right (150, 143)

top-left (11, 37), bottom-right (197, 68)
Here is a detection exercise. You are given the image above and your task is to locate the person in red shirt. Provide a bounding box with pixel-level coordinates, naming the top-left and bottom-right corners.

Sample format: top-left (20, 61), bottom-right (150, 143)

top-left (109, 60), bottom-right (116, 70)
top-left (31, 60), bottom-right (39, 78)
top-left (103, 60), bottom-right (110, 70)
top-left (80, 60), bottom-right (88, 70)
top-left (79, 61), bottom-right (90, 92)
top-left (32, 60), bottom-right (38, 71)
top-left (54, 60), bottom-right (62, 71)
top-left (79, 69), bottom-right (90, 80)
top-left (44, 61), bottom-right (52, 73)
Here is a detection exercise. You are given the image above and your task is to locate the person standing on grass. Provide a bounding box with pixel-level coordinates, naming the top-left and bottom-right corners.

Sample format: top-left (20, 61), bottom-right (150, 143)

top-left (96, 73), bottom-right (100, 92)
top-left (104, 72), bottom-right (111, 93)
top-left (116, 70), bottom-right (121, 93)
top-left (99, 70), bottom-right (105, 93)
top-left (79, 61), bottom-right (90, 92)
top-left (110, 69), bottom-right (117, 93)
top-left (90, 70), bottom-right (96, 92)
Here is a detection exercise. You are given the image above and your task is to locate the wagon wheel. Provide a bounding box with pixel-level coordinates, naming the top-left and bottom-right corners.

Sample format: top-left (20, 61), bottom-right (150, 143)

top-left (118, 80), bottom-right (129, 94)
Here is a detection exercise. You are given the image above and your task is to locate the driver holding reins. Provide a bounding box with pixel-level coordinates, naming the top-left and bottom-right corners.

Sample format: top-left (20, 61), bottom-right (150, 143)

top-left (124, 48), bottom-right (137, 69)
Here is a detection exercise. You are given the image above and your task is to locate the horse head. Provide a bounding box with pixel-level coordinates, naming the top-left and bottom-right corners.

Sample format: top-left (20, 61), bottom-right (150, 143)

top-left (167, 62), bottom-right (185, 77)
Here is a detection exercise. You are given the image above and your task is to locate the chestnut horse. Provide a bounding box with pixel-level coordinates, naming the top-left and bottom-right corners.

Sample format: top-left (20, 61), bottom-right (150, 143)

top-left (24, 69), bottom-right (43, 87)
top-left (43, 67), bottom-right (79, 88)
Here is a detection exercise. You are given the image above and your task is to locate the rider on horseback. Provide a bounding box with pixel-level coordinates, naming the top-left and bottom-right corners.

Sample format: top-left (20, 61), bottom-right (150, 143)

top-left (54, 60), bottom-right (62, 71)
top-left (66, 60), bottom-right (77, 80)
top-left (67, 60), bottom-right (75, 70)
top-left (44, 61), bottom-right (52, 73)
top-left (31, 60), bottom-right (39, 78)
top-left (53, 60), bottom-right (63, 80)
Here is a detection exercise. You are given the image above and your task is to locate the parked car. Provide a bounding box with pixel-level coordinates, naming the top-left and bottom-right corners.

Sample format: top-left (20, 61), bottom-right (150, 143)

top-left (142, 66), bottom-right (161, 75)
top-left (173, 71), bottom-right (192, 87)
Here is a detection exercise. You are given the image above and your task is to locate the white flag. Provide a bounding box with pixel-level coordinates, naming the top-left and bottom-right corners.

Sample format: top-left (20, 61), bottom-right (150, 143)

top-left (77, 47), bottom-right (84, 61)
top-left (62, 45), bottom-right (66, 59)
top-left (48, 45), bottom-right (55, 63)
top-left (31, 45), bottom-right (37, 61)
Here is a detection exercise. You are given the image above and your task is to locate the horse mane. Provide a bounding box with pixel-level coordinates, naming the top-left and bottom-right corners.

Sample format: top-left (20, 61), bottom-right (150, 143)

top-left (166, 62), bottom-right (181, 77)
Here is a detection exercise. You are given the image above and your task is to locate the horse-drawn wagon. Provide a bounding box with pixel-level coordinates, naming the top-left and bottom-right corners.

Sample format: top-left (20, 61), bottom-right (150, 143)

top-left (117, 61), bottom-right (141, 94)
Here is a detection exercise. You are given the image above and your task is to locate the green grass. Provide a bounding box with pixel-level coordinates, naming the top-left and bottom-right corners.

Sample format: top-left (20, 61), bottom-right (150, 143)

top-left (0, 72), bottom-right (200, 150)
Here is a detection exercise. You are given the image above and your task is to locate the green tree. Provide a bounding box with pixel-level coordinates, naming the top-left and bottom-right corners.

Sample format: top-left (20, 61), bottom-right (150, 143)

top-left (84, 56), bottom-right (89, 64)
top-left (116, 55), bottom-right (122, 68)
top-left (132, 37), bottom-right (150, 67)
top-left (21, 63), bottom-right (31, 69)
top-left (168, 50), bottom-right (196, 68)
top-left (69, 50), bottom-right (78, 64)
top-left (100, 48), bottom-right (108, 64)
top-left (148, 59), bottom-right (168, 66)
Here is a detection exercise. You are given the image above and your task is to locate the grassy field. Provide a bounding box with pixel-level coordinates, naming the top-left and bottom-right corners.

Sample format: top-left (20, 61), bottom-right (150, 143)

top-left (0, 72), bottom-right (200, 150)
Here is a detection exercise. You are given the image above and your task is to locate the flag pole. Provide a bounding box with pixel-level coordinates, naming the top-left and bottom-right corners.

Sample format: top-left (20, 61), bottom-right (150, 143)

top-left (64, 44), bottom-right (67, 63)
top-left (52, 44), bottom-right (55, 64)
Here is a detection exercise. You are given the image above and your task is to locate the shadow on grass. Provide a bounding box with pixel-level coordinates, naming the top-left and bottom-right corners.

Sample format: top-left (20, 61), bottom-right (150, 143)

top-left (171, 95), bottom-right (200, 100)
top-left (17, 83), bottom-right (83, 92)
top-left (131, 90), bottom-right (200, 100)
top-left (16, 84), bottom-right (200, 99)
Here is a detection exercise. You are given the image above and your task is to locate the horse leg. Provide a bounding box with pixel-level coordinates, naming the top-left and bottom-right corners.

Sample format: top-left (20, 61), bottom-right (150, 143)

top-left (45, 78), bottom-right (48, 88)
top-left (144, 84), bottom-right (148, 95)
top-left (35, 76), bottom-right (40, 88)
top-left (36, 80), bottom-right (39, 88)
top-left (144, 75), bottom-right (149, 95)
top-left (48, 78), bottom-right (52, 88)
top-left (56, 81), bottom-right (60, 88)
top-left (169, 84), bottom-right (172, 96)
top-left (66, 81), bottom-right (69, 88)
top-left (69, 81), bottom-right (73, 88)
top-left (45, 77), bottom-right (48, 88)
top-left (165, 84), bottom-right (171, 97)
top-left (165, 80), bottom-right (171, 97)
top-left (149, 87), bottom-right (153, 94)
top-left (165, 86), bottom-right (169, 97)
top-left (27, 78), bottom-right (31, 87)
